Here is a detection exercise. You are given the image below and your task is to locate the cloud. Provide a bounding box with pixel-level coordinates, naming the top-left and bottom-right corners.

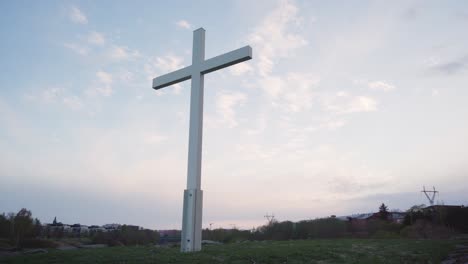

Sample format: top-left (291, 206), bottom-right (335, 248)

top-left (259, 73), bottom-right (318, 112)
top-left (62, 96), bottom-right (84, 110)
top-left (215, 91), bottom-right (247, 128)
top-left (323, 94), bottom-right (378, 114)
top-left (64, 43), bottom-right (88, 56)
top-left (40, 87), bottom-right (64, 103)
top-left (430, 57), bottom-right (468, 75)
top-left (85, 71), bottom-right (113, 97)
top-left (432, 61), bottom-right (466, 75)
top-left (69, 6), bottom-right (88, 24)
top-left (229, 63), bottom-right (253, 76)
top-left (176, 20), bottom-right (192, 30)
top-left (144, 54), bottom-right (185, 94)
top-left (246, 0), bottom-right (315, 114)
top-left (119, 70), bottom-right (134, 82)
top-left (248, 0), bottom-right (307, 76)
top-left (153, 55), bottom-right (184, 73)
top-left (26, 87), bottom-right (84, 111)
top-left (368, 81), bottom-right (395, 92)
top-left (87, 31), bottom-right (105, 46)
top-left (109, 46), bottom-right (141, 60)
top-left (97, 71), bottom-right (112, 85)
top-left (94, 71), bottom-right (113, 96)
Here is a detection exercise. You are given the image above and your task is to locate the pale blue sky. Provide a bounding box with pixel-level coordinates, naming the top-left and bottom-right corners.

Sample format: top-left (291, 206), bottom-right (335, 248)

top-left (1, 0), bottom-right (468, 229)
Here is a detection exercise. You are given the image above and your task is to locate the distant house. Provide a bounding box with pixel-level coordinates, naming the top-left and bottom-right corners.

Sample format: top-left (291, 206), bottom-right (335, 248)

top-left (344, 211), bottom-right (407, 234)
top-left (122, 225), bottom-right (140, 231)
top-left (103, 223), bottom-right (121, 232)
top-left (45, 217), bottom-right (72, 237)
top-left (389, 212), bottom-right (406, 223)
top-left (345, 213), bottom-right (375, 234)
top-left (71, 224), bottom-right (89, 235)
top-left (88, 225), bottom-right (106, 234)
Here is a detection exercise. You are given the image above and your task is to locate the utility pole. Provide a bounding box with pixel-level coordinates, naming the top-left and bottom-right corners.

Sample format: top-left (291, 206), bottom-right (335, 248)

top-left (421, 186), bottom-right (438, 206)
top-left (264, 213), bottom-right (275, 225)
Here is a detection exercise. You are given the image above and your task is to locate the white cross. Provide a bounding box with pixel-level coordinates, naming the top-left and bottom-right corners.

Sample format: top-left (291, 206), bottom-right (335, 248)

top-left (152, 28), bottom-right (252, 252)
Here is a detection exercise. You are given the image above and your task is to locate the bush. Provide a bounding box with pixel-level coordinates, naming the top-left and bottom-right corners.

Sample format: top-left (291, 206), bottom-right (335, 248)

top-left (400, 219), bottom-right (455, 239)
top-left (250, 218), bottom-right (348, 241)
top-left (91, 226), bottom-right (159, 246)
top-left (202, 228), bottom-right (250, 243)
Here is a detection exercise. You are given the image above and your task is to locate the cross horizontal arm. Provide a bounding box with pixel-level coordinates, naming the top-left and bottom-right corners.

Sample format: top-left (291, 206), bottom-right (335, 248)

top-left (152, 66), bottom-right (192, 90)
top-left (200, 46), bottom-right (252, 75)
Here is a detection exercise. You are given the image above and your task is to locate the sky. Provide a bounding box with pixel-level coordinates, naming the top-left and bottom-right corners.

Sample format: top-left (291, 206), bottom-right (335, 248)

top-left (1, 0), bottom-right (468, 230)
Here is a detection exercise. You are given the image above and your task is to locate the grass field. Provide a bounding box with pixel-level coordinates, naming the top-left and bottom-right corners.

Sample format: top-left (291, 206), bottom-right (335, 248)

top-left (1, 239), bottom-right (464, 264)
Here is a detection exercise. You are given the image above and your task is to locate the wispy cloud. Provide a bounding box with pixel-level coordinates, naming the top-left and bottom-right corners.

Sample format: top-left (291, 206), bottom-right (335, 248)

top-left (108, 46), bottom-right (141, 61)
top-left (40, 87), bottom-right (64, 103)
top-left (323, 93), bottom-right (378, 114)
top-left (153, 55), bottom-right (184, 73)
top-left (62, 96), bottom-right (84, 110)
top-left (248, 0), bottom-right (307, 76)
top-left (95, 71), bottom-right (113, 96)
top-left (87, 31), bottom-right (105, 46)
top-left (64, 43), bottom-right (88, 56)
top-left (368, 81), bottom-right (396, 92)
top-left (430, 55), bottom-right (468, 75)
top-left (215, 91), bottom-right (247, 128)
top-left (244, 0), bottom-right (316, 114)
top-left (259, 73), bottom-right (318, 113)
top-left (176, 20), bottom-right (192, 30)
top-left (229, 63), bottom-right (253, 76)
top-left (96, 71), bottom-right (112, 85)
top-left (69, 6), bottom-right (88, 24)
top-left (144, 54), bottom-right (185, 94)
top-left (26, 87), bottom-right (84, 111)
top-left (85, 71), bottom-right (113, 97)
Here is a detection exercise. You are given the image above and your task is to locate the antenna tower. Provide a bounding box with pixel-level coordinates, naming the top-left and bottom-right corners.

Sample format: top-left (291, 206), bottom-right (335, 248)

top-left (264, 213), bottom-right (275, 225)
top-left (421, 186), bottom-right (438, 206)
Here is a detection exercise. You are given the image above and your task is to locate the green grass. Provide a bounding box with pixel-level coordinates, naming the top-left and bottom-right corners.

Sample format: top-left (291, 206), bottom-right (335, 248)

top-left (1, 239), bottom-right (462, 264)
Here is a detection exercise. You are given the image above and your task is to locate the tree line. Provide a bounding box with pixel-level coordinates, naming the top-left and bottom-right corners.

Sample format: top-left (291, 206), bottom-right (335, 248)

top-left (201, 203), bottom-right (468, 243)
top-left (0, 208), bottom-right (159, 249)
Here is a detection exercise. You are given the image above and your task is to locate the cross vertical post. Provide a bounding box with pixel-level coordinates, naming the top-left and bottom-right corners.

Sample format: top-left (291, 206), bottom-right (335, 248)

top-left (151, 27), bottom-right (252, 253)
top-left (181, 28), bottom-right (205, 252)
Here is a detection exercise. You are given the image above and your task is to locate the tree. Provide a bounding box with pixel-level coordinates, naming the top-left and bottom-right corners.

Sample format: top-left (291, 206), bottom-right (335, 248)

top-left (0, 214), bottom-right (10, 238)
top-left (32, 218), bottom-right (42, 237)
top-left (379, 203), bottom-right (389, 220)
top-left (13, 208), bottom-right (34, 247)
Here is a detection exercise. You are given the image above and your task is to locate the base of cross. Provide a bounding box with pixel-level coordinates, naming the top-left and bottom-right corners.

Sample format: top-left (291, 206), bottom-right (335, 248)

top-left (181, 189), bottom-right (203, 252)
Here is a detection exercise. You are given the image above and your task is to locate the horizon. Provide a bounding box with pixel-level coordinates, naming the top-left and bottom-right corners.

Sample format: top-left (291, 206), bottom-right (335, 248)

top-left (1, 0), bottom-right (468, 230)
top-left (1, 202), bottom-right (441, 231)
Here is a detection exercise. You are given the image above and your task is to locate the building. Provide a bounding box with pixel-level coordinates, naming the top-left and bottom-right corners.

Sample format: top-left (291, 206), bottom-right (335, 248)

top-left (71, 224), bottom-right (89, 235)
top-left (88, 225), bottom-right (106, 234)
top-left (103, 223), bottom-right (121, 231)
